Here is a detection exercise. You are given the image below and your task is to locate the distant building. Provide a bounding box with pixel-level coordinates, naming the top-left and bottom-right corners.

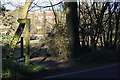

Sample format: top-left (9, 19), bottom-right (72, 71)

top-left (28, 11), bottom-right (55, 25)
top-left (27, 11), bottom-right (55, 36)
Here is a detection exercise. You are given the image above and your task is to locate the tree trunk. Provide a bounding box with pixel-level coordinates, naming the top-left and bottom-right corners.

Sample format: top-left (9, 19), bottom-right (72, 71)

top-left (95, 2), bottom-right (109, 48)
top-left (114, 9), bottom-right (120, 46)
top-left (109, 4), bottom-right (113, 48)
top-left (65, 1), bottom-right (80, 58)
top-left (106, 3), bottom-right (112, 48)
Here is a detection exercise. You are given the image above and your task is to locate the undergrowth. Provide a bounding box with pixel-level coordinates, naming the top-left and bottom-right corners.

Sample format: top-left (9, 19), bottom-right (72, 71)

top-left (2, 59), bottom-right (45, 78)
top-left (71, 50), bottom-right (120, 63)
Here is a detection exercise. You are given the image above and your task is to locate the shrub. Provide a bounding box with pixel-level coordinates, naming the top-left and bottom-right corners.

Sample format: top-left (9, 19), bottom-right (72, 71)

top-left (45, 27), bottom-right (70, 60)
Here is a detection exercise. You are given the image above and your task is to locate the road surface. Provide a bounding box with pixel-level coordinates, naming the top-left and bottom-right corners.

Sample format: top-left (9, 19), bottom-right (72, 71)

top-left (43, 63), bottom-right (120, 79)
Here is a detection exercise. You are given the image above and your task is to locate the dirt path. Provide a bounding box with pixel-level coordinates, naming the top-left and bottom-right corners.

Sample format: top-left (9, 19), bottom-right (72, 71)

top-left (30, 57), bottom-right (119, 79)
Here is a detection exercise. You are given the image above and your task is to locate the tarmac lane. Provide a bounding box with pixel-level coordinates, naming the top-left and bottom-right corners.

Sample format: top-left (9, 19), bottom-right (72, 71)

top-left (43, 63), bottom-right (120, 79)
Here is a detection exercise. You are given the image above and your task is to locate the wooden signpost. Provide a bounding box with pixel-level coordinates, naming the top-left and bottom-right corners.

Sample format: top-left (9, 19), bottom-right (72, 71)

top-left (18, 19), bottom-right (30, 64)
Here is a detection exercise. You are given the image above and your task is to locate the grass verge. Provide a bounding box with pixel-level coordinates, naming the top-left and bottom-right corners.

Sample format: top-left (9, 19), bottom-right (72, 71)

top-left (2, 59), bottom-right (45, 78)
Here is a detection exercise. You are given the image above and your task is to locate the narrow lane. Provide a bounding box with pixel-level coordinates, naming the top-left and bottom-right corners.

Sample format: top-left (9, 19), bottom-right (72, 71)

top-left (43, 63), bottom-right (120, 79)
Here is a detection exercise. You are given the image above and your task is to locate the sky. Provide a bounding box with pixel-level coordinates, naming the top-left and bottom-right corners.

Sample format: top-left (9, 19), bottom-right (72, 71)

top-left (0, 0), bottom-right (62, 11)
top-left (1, 0), bottom-right (119, 10)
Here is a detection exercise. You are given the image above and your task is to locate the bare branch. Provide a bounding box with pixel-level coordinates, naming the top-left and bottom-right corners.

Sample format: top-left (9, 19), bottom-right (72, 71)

top-left (29, 1), bottom-right (62, 11)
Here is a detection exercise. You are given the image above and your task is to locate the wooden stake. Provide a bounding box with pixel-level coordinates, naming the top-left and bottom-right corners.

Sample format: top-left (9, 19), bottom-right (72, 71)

top-left (25, 19), bottom-right (30, 64)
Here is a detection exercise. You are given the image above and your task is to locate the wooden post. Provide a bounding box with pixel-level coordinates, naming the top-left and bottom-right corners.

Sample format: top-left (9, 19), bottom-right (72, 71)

top-left (18, 19), bottom-right (30, 64)
top-left (20, 37), bottom-right (24, 58)
top-left (25, 19), bottom-right (30, 64)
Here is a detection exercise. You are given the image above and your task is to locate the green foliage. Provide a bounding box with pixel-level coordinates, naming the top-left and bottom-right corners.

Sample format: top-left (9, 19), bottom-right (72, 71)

top-left (2, 59), bottom-right (45, 78)
top-left (1, 35), bottom-right (14, 58)
top-left (1, 6), bottom-right (22, 36)
top-left (1, 35), bottom-right (14, 44)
